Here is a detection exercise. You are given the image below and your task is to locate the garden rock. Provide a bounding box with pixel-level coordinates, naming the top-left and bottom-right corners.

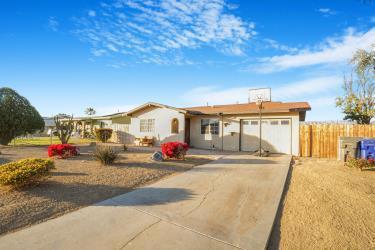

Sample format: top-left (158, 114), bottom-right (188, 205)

top-left (151, 151), bottom-right (163, 162)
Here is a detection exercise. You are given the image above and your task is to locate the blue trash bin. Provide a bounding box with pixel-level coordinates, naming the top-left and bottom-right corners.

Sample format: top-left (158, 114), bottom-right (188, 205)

top-left (359, 139), bottom-right (375, 161)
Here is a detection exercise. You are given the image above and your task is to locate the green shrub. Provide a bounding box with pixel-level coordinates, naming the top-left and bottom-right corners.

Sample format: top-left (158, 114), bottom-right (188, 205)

top-left (94, 146), bottom-right (118, 165)
top-left (0, 158), bottom-right (55, 188)
top-left (94, 128), bottom-right (113, 143)
top-left (345, 158), bottom-right (374, 170)
top-left (0, 88), bottom-right (44, 145)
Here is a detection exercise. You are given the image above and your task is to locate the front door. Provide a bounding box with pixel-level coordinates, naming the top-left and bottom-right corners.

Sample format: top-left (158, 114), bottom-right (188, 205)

top-left (184, 118), bottom-right (191, 145)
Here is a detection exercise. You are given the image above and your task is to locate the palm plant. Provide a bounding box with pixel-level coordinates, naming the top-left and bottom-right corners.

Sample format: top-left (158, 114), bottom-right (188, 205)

top-left (84, 107), bottom-right (96, 136)
top-left (84, 107), bottom-right (96, 116)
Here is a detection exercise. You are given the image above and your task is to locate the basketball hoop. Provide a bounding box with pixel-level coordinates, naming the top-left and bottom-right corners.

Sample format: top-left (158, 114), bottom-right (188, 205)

top-left (248, 88), bottom-right (271, 157)
top-left (249, 88), bottom-right (271, 103)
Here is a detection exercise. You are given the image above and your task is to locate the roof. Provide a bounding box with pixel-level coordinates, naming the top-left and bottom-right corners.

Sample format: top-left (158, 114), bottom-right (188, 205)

top-left (65, 101), bottom-right (310, 121)
top-left (182, 102), bottom-right (311, 115)
top-left (126, 102), bottom-right (187, 116)
top-left (67, 112), bottom-right (127, 121)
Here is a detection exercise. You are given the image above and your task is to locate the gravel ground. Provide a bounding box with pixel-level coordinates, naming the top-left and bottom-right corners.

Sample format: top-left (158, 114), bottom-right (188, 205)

top-left (268, 157), bottom-right (375, 249)
top-left (0, 145), bottom-right (214, 235)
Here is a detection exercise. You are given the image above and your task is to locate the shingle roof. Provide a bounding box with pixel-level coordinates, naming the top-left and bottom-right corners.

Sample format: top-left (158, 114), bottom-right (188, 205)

top-left (182, 102), bottom-right (311, 115)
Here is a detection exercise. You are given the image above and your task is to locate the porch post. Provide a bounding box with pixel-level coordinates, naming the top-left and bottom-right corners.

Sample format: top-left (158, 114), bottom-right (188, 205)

top-left (219, 113), bottom-right (224, 152)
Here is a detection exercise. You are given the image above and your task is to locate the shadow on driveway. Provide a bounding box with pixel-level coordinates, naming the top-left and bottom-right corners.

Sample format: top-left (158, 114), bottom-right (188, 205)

top-left (97, 187), bottom-right (195, 207)
top-left (213, 158), bottom-right (278, 164)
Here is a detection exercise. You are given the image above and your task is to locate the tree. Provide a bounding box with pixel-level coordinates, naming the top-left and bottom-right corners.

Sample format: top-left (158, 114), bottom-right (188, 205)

top-left (350, 44), bottom-right (375, 75)
top-left (54, 114), bottom-right (74, 144)
top-left (336, 46), bottom-right (375, 124)
top-left (336, 75), bottom-right (374, 124)
top-left (84, 107), bottom-right (96, 135)
top-left (84, 107), bottom-right (96, 116)
top-left (0, 87), bottom-right (44, 145)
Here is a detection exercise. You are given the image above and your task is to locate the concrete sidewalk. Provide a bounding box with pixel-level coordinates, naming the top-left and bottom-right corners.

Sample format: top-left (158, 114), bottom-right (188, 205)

top-left (0, 154), bottom-right (291, 250)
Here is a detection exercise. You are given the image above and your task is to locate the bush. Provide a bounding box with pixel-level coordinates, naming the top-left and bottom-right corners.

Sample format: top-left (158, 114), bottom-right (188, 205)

top-left (95, 128), bottom-right (113, 143)
top-left (48, 144), bottom-right (79, 158)
top-left (161, 142), bottom-right (189, 159)
top-left (345, 158), bottom-right (375, 170)
top-left (94, 146), bottom-right (118, 165)
top-left (0, 158), bottom-right (55, 188)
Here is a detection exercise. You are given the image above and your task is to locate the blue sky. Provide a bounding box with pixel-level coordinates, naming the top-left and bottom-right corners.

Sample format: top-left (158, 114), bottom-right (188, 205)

top-left (1, 0), bottom-right (374, 120)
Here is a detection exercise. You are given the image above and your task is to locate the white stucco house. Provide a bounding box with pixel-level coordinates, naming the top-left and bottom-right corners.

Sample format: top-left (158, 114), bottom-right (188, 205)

top-left (122, 101), bottom-right (311, 155)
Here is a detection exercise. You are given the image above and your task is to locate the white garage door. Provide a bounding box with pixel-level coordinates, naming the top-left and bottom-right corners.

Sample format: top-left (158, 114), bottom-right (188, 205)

top-left (241, 119), bottom-right (292, 154)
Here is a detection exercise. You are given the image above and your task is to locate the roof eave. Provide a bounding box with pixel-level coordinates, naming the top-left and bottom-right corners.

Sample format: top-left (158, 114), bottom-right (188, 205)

top-left (126, 102), bottom-right (187, 116)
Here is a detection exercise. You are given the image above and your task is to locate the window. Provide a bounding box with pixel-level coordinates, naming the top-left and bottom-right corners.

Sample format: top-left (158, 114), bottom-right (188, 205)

top-left (201, 119), bottom-right (210, 134)
top-left (140, 119), bottom-right (155, 132)
top-left (270, 120), bottom-right (278, 125)
top-left (210, 120), bottom-right (219, 135)
top-left (281, 120), bottom-right (290, 125)
top-left (250, 121), bottom-right (258, 125)
top-left (171, 118), bottom-right (179, 134)
top-left (201, 119), bottom-right (219, 135)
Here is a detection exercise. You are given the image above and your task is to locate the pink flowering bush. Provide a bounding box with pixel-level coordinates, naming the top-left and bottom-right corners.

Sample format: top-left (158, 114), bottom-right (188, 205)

top-left (47, 144), bottom-right (79, 159)
top-left (161, 142), bottom-right (189, 159)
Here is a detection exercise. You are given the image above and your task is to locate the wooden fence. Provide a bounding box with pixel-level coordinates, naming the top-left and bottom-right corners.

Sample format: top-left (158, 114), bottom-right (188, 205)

top-left (299, 124), bottom-right (375, 158)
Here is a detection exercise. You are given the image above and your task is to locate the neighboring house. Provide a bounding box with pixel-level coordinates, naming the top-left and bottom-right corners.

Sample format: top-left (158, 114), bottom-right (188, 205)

top-left (124, 101), bottom-right (311, 155)
top-left (44, 117), bottom-right (56, 129)
top-left (39, 117), bottom-right (56, 136)
top-left (71, 113), bottom-right (131, 143)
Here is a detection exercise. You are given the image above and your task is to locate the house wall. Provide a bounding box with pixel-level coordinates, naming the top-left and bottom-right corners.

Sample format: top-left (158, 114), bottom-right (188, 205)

top-left (111, 116), bottom-right (131, 124)
top-left (129, 106), bottom-right (185, 145)
top-left (189, 112), bottom-right (300, 155)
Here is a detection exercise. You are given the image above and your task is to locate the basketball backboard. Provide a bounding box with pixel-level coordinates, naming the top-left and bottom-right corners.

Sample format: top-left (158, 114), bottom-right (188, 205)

top-left (249, 88), bottom-right (271, 103)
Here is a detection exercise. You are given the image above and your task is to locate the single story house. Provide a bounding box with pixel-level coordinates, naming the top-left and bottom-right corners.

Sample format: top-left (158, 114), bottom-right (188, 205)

top-left (70, 113), bottom-right (131, 143)
top-left (124, 101), bottom-right (311, 155)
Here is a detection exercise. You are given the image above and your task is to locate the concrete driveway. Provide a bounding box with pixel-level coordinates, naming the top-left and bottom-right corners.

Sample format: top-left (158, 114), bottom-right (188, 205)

top-left (0, 154), bottom-right (291, 250)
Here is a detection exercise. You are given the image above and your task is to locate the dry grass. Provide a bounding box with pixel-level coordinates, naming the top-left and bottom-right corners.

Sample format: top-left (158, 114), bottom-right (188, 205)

top-left (10, 136), bottom-right (96, 146)
top-left (0, 145), bottom-right (213, 235)
top-left (268, 157), bottom-right (375, 249)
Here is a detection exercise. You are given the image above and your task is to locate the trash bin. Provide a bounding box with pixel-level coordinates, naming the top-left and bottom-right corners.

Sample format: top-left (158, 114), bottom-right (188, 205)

top-left (359, 139), bottom-right (375, 161)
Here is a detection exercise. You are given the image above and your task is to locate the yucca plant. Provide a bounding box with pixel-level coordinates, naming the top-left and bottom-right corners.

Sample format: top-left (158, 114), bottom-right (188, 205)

top-left (93, 146), bottom-right (118, 165)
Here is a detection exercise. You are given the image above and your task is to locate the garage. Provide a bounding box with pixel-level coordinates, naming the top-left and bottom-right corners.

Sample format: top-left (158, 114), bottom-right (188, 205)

top-left (240, 118), bottom-right (292, 154)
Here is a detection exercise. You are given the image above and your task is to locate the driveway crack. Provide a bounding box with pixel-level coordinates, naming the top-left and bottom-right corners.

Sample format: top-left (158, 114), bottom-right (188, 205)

top-left (183, 170), bottom-right (228, 217)
top-left (119, 219), bottom-right (161, 249)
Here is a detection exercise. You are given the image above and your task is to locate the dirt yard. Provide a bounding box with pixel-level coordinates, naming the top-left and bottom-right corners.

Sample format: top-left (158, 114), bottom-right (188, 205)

top-left (0, 145), bottom-right (214, 235)
top-left (268, 157), bottom-right (375, 249)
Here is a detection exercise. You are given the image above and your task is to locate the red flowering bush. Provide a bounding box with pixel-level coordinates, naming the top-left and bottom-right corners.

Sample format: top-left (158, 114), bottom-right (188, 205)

top-left (48, 144), bottom-right (79, 159)
top-left (161, 142), bottom-right (189, 159)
